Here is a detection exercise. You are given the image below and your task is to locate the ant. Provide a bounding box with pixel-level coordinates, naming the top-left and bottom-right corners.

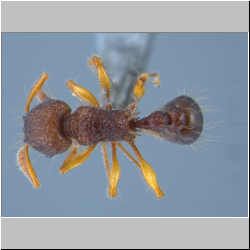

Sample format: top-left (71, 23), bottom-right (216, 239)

top-left (17, 56), bottom-right (203, 199)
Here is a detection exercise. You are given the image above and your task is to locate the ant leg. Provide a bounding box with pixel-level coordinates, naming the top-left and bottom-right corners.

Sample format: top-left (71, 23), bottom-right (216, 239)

top-left (60, 140), bottom-right (80, 170)
top-left (109, 143), bottom-right (121, 198)
top-left (101, 142), bottom-right (110, 178)
top-left (66, 80), bottom-right (100, 109)
top-left (133, 72), bottom-right (160, 100)
top-left (18, 73), bottom-right (50, 187)
top-left (125, 73), bottom-right (160, 114)
top-left (126, 140), bottom-right (164, 199)
top-left (88, 56), bottom-right (112, 109)
top-left (17, 144), bottom-right (41, 188)
top-left (116, 142), bottom-right (140, 168)
top-left (59, 143), bottom-right (98, 174)
top-left (25, 73), bottom-right (50, 113)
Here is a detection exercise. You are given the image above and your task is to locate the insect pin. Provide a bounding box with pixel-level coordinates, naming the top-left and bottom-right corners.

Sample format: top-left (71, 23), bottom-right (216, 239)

top-left (17, 56), bottom-right (203, 199)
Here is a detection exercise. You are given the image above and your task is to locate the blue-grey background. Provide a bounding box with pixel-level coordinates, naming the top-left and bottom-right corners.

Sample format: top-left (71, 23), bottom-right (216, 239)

top-left (2, 33), bottom-right (248, 217)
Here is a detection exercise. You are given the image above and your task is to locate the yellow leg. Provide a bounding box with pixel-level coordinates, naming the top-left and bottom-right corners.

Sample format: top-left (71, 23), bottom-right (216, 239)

top-left (124, 72), bottom-right (160, 113)
top-left (25, 73), bottom-right (50, 113)
top-left (101, 142), bottom-right (110, 178)
top-left (116, 142), bottom-right (140, 168)
top-left (66, 80), bottom-right (100, 109)
top-left (109, 143), bottom-right (121, 198)
top-left (59, 143), bottom-right (98, 174)
top-left (60, 141), bottom-right (80, 170)
top-left (127, 140), bottom-right (164, 199)
top-left (88, 56), bottom-right (111, 109)
top-left (133, 73), bottom-right (160, 100)
top-left (17, 144), bottom-right (41, 188)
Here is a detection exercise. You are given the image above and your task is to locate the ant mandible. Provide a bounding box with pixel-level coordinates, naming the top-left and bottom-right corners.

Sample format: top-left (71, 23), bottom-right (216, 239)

top-left (17, 56), bottom-right (203, 199)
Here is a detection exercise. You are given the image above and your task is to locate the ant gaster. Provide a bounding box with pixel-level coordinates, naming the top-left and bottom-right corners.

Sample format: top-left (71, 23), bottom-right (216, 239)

top-left (17, 56), bottom-right (203, 199)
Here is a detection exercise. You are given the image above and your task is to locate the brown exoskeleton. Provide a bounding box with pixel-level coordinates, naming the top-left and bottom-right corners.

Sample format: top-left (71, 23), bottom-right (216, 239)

top-left (17, 56), bottom-right (203, 199)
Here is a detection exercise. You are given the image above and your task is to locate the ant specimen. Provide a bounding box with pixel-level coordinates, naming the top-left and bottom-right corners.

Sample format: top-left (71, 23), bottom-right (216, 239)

top-left (17, 56), bottom-right (203, 199)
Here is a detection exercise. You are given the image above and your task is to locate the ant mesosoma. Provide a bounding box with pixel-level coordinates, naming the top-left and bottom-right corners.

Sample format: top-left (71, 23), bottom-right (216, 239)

top-left (17, 56), bottom-right (203, 199)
